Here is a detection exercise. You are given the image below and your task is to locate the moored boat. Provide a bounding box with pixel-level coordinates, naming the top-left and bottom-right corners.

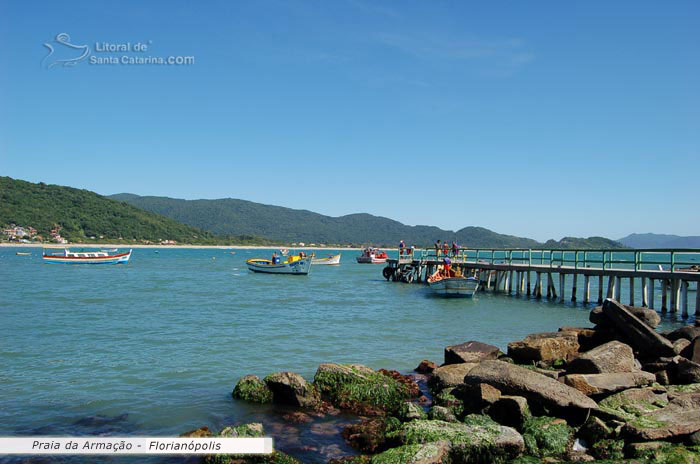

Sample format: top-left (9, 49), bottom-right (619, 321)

top-left (246, 253), bottom-right (312, 275)
top-left (312, 253), bottom-right (341, 265)
top-left (428, 268), bottom-right (479, 297)
top-left (16, 252), bottom-right (32, 256)
top-left (356, 247), bottom-right (388, 264)
top-left (42, 247), bottom-right (132, 264)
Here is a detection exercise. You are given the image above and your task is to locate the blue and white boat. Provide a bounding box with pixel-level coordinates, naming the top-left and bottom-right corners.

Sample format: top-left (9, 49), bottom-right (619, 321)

top-left (42, 247), bottom-right (132, 264)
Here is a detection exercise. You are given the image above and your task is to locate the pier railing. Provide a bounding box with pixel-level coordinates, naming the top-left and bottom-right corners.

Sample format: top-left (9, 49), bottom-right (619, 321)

top-left (418, 248), bottom-right (700, 273)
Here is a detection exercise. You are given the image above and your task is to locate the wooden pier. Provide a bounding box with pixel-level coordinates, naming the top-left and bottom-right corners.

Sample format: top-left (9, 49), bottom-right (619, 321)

top-left (383, 248), bottom-right (700, 317)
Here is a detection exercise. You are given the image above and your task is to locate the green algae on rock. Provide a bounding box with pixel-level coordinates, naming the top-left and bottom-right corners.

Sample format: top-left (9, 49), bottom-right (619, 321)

top-left (590, 438), bottom-right (625, 460)
top-left (395, 418), bottom-right (524, 463)
top-left (369, 441), bottom-right (450, 464)
top-left (521, 416), bottom-right (573, 458)
top-left (314, 363), bottom-right (411, 414)
top-left (232, 375), bottom-right (273, 404)
top-left (398, 402), bottom-right (427, 422)
top-left (205, 423), bottom-right (302, 464)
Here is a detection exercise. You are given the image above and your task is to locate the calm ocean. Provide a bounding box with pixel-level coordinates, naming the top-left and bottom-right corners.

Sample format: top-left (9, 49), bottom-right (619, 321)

top-left (0, 248), bottom-right (692, 463)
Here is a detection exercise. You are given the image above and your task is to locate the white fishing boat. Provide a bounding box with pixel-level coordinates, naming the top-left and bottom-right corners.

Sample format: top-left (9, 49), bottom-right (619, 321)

top-left (42, 247), bottom-right (132, 264)
top-left (246, 254), bottom-right (313, 275)
top-left (356, 247), bottom-right (388, 264)
top-left (428, 268), bottom-right (479, 297)
top-left (312, 253), bottom-right (341, 265)
top-left (16, 252), bottom-right (32, 256)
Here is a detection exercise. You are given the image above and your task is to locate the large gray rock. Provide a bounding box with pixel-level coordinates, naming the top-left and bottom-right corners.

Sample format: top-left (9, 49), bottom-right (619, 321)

top-left (444, 340), bottom-right (501, 365)
top-left (507, 331), bottom-right (580, 363)
top-left (682, 337), bottom-right (700, 363)
top-left (263, 372), bottom-right (320, 408)
top-left (590, 304), bottom-right (660, 329)
top-left (567, 341), bottom-right (637, 374)
top-left (429, 363), bottom-right (478, 391)
top-left (600, 299), bottom-right (675, 358)
top-left (675, 358), bottom-right (700, 384)
top-left (369, 440), bottom-right (451, 464)
top-left (623, 393), bottom-right (700, 440)
top-left (464, 360), bottom-right (598, 411)
top-left (562, 371), bottom-right (656, 396)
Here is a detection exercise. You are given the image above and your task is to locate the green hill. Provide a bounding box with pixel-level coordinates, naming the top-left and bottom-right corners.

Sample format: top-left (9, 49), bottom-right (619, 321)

top-left (109, 193), bottom-right (624, 249)
top-left (0, 177), bottom-right (274, 245)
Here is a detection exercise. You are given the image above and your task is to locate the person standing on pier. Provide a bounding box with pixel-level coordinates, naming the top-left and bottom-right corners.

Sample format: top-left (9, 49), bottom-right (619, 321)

top-left (443, 241), bottom-right (449, 258)
top-left (435, 240), bottom-right (441, 257)
top-left (399, 240), bottom-right (405, 255)
top-left (452, 241), bottom-right (459, 257)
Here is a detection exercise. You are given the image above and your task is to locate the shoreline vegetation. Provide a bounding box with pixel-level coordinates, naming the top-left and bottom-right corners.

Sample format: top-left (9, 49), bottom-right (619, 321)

top-left (197, 298), bottom-right (700, 463)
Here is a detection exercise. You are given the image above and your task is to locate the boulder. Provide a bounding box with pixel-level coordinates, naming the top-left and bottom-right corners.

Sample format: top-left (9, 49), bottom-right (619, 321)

top-left (560, 326), bottom-right (616, 352)
top-left (590, 439), bottom-right (625, 461)
top-left (465, 383), bottom-right (502, 411)
top-left (627, 442), bottom-right (700, 462)
top-left (263, 372), bottom-right (320, 408)
top-left (600, 299), bottom-right (675, 358)
top-left (674, 338), bottom-right (692, 355)
top-left (675, 358), bottom-right (700, 384)
top-left (562, 371), bottom-right (656, 396)
top-left (507, 332), bottom-right (579, 363)
top-left (597, 387), bottom-right (669, 421)
top-left (429, 363), bottom-right (478, 391)
top-left (667, 325), bottom-right (700, 342)
top-left (433, 387), bottom-right (466, 417)
top-left (623, 392), bottom-right (700, 440)
top-left (464, 360), bottom-right (598, 412)
top-left (398, 402), bottom-right (427, 422)
top-left (590, 304), bottom-right (661, 329)
top-left (396, 418), bottom-right (524, 463)
top-left (219, 422), bottom-right (265, 437)
top-left (521, 416), bottom-right (573, 458)
top-left (180, 426), bottom-right (212, 438)
top-left (578, 416), bottom-right (613, 443)
top-left (314, 363), bottom-right (411, 414)
top-left (368, 440), bottom-right (451, 464)
top-left (566, 341), bottom-right (637, 374)
top-left (682, 337), bottom-right (700, 363)
top-left (428, 406), bottom-right (458, 422)
top-left (415, 360), bottom-right (438, 374)
top-left (232, 374), bottom-right (273, 403)
top-left (488, 396), bottom-right (531, 429)
top-left (444, 341), bottom-right (500, 365)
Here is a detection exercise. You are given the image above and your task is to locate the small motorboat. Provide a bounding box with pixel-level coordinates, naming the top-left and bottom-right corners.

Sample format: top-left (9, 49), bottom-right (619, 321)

top-left (42, 247), bottom-right (132, 264)
top-left (356, 247), bottom-right (388, 264)
top-left (16, 252), bottom-right (32, 256)
top-left (246, 253), bottom-right (313, 275)
top-left (312, 253), bottom-right (341, 265)
top-left (428, 268), bottom-right (479, 297)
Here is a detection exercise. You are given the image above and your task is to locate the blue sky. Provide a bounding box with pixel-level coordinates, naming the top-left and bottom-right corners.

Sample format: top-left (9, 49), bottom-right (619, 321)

top-left (1, 1), bottom-right (698, 241)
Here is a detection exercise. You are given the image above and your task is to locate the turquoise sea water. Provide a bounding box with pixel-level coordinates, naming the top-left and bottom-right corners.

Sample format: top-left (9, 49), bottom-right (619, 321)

top-left (0, 248), bottom-right (693, 463)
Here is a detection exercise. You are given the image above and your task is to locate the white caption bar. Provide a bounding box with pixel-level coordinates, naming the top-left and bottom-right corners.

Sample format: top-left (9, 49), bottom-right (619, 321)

top-left (0, 437), bottom-right (273, 455)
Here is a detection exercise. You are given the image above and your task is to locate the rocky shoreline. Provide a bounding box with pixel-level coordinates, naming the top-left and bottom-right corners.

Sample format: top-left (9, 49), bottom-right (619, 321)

top-left (186, 298), bottom-right (700, 463)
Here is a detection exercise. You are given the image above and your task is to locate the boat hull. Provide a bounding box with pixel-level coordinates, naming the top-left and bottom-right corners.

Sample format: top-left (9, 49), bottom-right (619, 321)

top-left (429, 277), bottom-right (479, 297)
top-left (312, 254), bottom-right (341, 265)
top-left (42, 251), bottom-right (132, 264)
top-left (246, 258), bottom-right (312, 275)
top-left (356, 256), bottom-right (387, 264)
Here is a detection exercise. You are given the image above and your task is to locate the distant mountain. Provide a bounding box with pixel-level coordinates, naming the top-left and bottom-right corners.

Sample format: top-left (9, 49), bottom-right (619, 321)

top-left (0, 177), bottom-right (274, 245)
top-left (110, 193), bottom-right (624, 249)
top-left (618, 233), bottom-right (700, 249)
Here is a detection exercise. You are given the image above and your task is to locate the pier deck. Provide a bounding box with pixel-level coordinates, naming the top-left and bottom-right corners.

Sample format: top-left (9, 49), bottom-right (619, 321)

top-left (383, 248), bottom-right (700, 317)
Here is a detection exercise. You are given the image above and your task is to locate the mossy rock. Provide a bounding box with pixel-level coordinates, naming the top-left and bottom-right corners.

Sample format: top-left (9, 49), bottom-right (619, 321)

top-left (630, 443), bottom-right (700, 463)
top-left (590, 438), bottom-right (625, 461)
top-left (396, 419), bottom-right (524, 463)
top-left (667, 384), bottom-right (700, 394)
top-left (428, 406), bottom-right (457, 423)
top-left (342, 417), bottom-right (402, 454)
top-left (597, 387), bottom-right (668, 422)
top-left (521, 416), bottom-right (572, 458)
top-left (369, 441), bottom-right (450, 464)
top-left (433, 388), bottom-right (465, 417)
top-left (205, 423), bottom-right (294, 464)
top-left (398, 402), bottom-right (427, 422)
top-left (232, 375), bottom-right (273, 404)
top-left (314, 363), bottom-right (411, 414)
